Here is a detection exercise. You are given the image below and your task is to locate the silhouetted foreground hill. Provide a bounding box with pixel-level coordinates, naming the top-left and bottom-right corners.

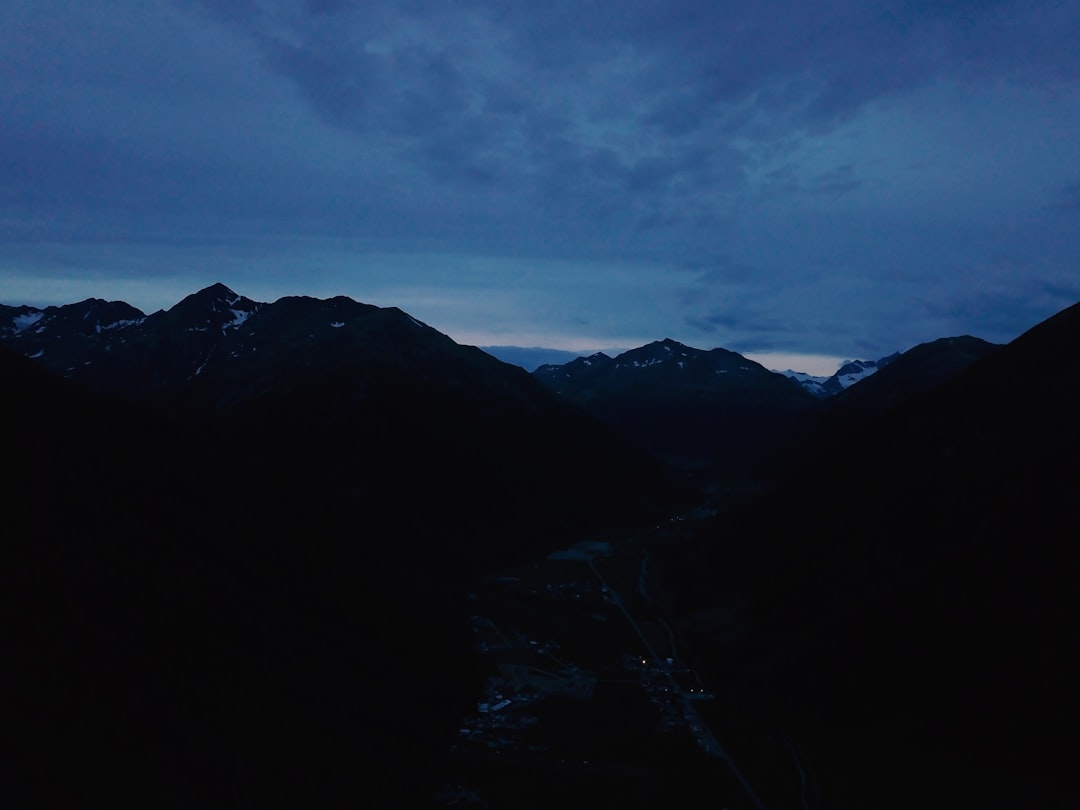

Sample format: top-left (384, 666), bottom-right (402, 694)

top-left (652, 301), bottom-right (1080, 809)
top-left (3, 345), bottom-right (484, 807)
top-left (759, 334), bottom-right (1003, 479)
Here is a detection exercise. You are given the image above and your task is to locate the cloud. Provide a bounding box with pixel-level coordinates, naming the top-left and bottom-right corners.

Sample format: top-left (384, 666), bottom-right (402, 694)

top-left (2, 0), bottom-right (1078, 359)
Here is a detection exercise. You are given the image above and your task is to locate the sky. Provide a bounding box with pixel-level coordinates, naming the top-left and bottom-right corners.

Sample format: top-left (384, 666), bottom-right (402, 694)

top-left (2, 0), bottom-right (1078, 374)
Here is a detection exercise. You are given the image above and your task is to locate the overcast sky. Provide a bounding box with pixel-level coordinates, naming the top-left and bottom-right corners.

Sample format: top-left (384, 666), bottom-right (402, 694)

top-left (3, 0), bottom-right (1078, 372)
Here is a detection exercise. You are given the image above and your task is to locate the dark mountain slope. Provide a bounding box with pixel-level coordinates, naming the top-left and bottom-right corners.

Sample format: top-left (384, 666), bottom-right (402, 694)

top-left (2, 345), bottom-right (485, 808)
top-left (784, 351), bottom-right (902, 397)
top-left (652, 302), bottom-right (1080, 809)
top-left (817, 351), bottom-right (900, 396)
top-left (2, 286), bottom-right (690, 808)
top-left (2, 285), bottom-right (683, 542)
top-left (169, 295), bottom-right (680, 546)
top-left (767, 335), bottom-right (1003, 478)
top-left (535, 338), bottom-right (816, 469)
top-left (0, 297), bottom-right (145, 342)
top-left (825, 335), bottom-right (1000, 418)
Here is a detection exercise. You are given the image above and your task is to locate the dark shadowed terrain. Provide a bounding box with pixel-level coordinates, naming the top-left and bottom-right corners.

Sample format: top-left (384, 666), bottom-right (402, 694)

top-left (4, 286), bottom-right (1078, 808)
top-left (652, 302), bottom-right (1080, 809)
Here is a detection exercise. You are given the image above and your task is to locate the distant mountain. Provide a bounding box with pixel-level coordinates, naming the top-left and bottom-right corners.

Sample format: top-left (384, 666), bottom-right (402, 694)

top-left (777, 367), bottom-right (831, 393)
top-left (652, 304), bottom-right (1080, 809)
top-left (823, 352), bottom-right (901, 393)
top-left (781, 351), bottom-right (901, 396)
top-left (480, 345), bottom-right (589, 371)
top-left (533, 338), bottom-right (817, 469)
top-left (1, 296), bottom-right (145, 342)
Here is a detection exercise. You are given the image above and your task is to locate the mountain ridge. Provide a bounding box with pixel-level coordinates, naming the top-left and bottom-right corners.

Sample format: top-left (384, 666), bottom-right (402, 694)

top-left (533, 337), bottom-right (817, 469)
top-left (651, 299), bottom-right (1080, 809)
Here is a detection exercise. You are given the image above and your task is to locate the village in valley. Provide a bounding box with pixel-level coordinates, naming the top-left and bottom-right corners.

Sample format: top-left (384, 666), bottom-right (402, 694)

top-left (436, 537), bottom-right (754, 809)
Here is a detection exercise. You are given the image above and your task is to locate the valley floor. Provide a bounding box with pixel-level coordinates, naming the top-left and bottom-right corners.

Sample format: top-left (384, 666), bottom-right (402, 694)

top-left (435, 531), bottom-right (803, 809)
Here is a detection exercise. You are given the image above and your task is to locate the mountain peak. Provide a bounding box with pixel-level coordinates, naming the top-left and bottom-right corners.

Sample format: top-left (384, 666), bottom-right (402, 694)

top-left (617, 339), bottom-right (696, 366)
top-left (166, 283), bottom-right (261, 331)
top-left (649, 338), bottom-right (695, 355)
top-left (534, 337), bottom-right (816, 468)
top-left (192, 282), bottom-right (243, 304)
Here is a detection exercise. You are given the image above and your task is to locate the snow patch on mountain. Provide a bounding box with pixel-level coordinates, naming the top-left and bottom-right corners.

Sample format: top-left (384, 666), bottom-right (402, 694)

top-left (13, 312), bottom-right (43, 332)
top-left (225, 309), bottom-right (252, 330)
top-left (95, 317), bottom-right (145, 334)
top-left (834, 360), bottom-right (880, 389)
top-left (781, 370), bottom-right (830, 384)
top-left (779, 369), bottom-right (831, 396)
top-left (620, 357), bottom-right (664, 368)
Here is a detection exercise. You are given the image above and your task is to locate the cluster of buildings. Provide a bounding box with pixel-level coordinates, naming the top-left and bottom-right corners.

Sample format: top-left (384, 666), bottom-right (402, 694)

top-left (455, 615), bottom-right (598, 757)
top-left (622, 654), bottom-right (716, 738)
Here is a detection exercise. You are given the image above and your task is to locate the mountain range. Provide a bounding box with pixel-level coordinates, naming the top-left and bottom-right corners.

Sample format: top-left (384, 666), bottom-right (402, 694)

top-left (4, 283), bottom-right (1077, 809)
top-left (2, 283), bottom-right (681, 532)
top-left (529, 335), bottom-right (1003, 479)
top-left (2, 283), bottom-right (683, 808)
